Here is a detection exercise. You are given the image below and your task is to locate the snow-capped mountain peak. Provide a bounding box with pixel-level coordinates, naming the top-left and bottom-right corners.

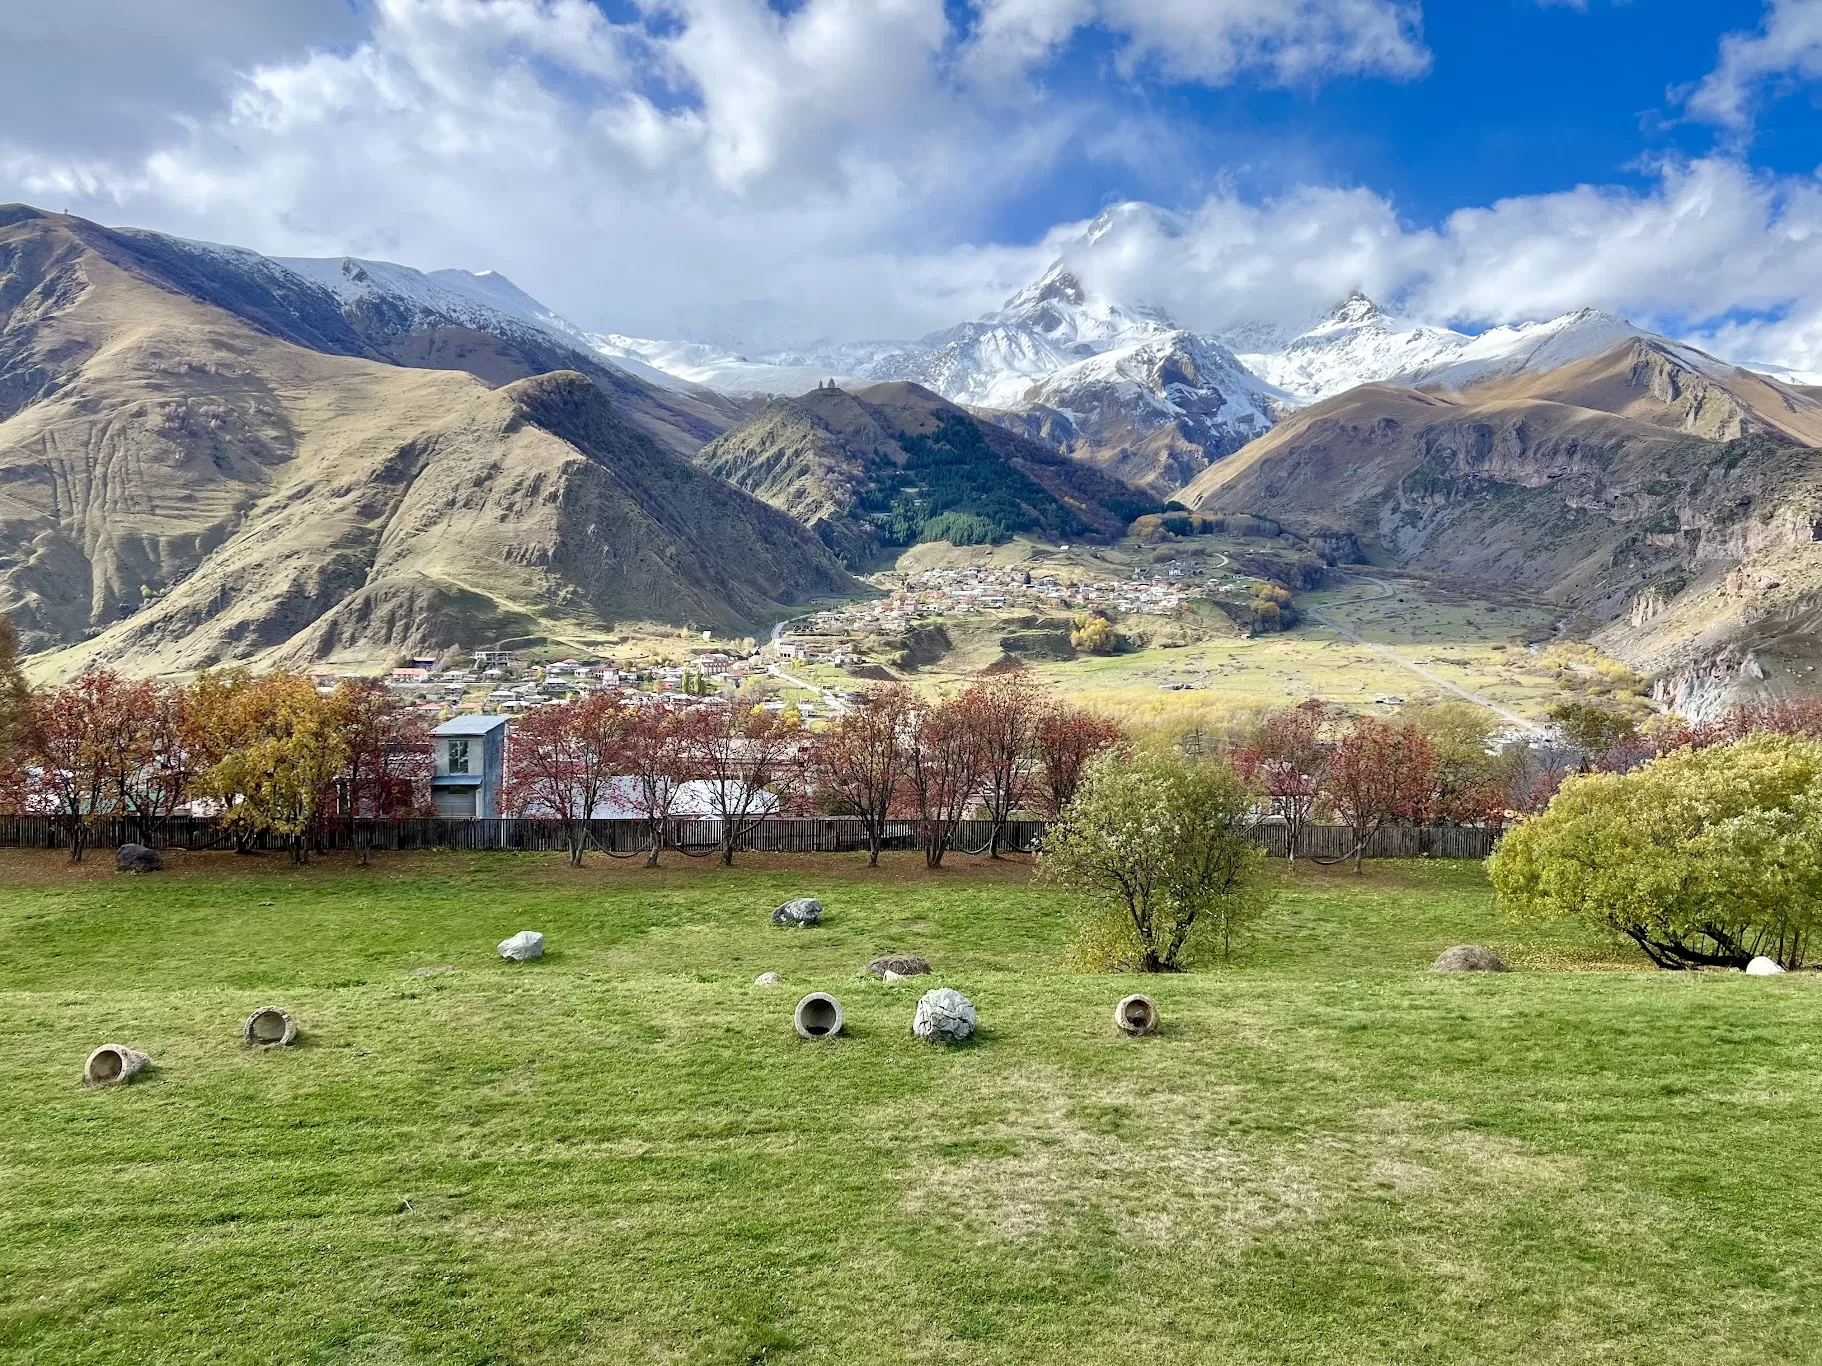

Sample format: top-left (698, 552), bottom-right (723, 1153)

top-left (1230, 292), bottom-right (1473, 403)
top-left (987, 258), bottom-right (1176, 352)
top-left (1313, 290), bottom-right (1385, 330)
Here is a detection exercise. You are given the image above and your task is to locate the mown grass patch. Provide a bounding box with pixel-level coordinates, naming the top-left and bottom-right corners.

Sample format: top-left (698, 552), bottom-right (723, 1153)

top-left (2, 852), bottom-right (1818, 1363)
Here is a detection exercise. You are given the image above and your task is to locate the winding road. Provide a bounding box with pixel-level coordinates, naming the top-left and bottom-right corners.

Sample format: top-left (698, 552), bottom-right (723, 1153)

top-left (1305, 576), bottom-right (1539, 732)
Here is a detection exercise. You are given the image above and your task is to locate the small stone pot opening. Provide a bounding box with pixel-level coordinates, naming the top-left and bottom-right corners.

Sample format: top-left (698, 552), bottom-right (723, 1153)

top-left (1114, 994), bottom-right (1158, 1036)
top-left (243, 1006), bottom-right (298, 1047)
top-left (83, 1044), bottom-right (148, 1086)
top-left (794, 992), bottom-right (844, 1040)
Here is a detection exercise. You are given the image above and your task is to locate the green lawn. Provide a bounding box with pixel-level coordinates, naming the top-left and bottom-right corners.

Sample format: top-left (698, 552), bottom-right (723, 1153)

top-left (2, 850), bottom-right (1819, 1364)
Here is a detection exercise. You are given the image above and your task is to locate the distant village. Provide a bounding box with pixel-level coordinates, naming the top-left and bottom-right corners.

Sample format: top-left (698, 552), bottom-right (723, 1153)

top-left (789, 559), bottom-right (1231, 645)
top-left (335, 643), bottom-right (841, 723)
top-left (336, 558), bottom-right (1248, 721)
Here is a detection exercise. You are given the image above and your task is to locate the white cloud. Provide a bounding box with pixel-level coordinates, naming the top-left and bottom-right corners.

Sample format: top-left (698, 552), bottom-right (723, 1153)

top-left (1054, 158), bottom-right (1822, 373)
top-left (0, 0), bottom-right (1434, 343)
top-left (0, 1), bottom-right (360, 161)
top-left (5, 0), bottom-right (1822, 376)
top-left (966, 0), bottom-right (1428, 87)
top-left (1684, 0), bottom-right (1822, 131)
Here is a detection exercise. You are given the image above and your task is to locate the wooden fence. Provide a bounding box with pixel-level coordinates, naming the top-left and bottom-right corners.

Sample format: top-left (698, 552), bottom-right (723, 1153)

top-left (0, 815), bottom-right (1498, 859)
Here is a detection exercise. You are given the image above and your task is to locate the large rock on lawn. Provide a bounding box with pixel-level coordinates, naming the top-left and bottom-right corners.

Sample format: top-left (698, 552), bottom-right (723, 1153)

top-left (865, 953), bottom-right (931, 978)
top-left (498, 930), bottom-right (545, 961)
top-left (1432, 945), bottom-right (1508, 973)
top-left (115, 844), bottom-right (163, 874)
top-left (913, 988), bottom-right (977, 1044)
top-left (772, 897), bottom-right (822, 928)
top-left (1746, 956), bottom-right (1787, 976)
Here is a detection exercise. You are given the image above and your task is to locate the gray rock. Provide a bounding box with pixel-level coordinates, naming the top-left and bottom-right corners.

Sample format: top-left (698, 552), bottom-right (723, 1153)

top-left (864, 953), bottom-right (931, 978)
top-left (754, 971), bottom-right (784, 986)
top-left (498, 930), bottom-right (544, 961)
top-left (1746, 956), bottom-right (1787, 976)
top-left (115, 843), bottom-right (162, 874)
top-left (409, 965), bottom-right (457, 978)
top-left (772, 897), bottom-right (822, 928)
top-left (1431, 945), bottom-right (1509, 973)
top-left (794, 992), bottom-right (844, 1039)
top-left (913, 987), bottom-right (977, 1044)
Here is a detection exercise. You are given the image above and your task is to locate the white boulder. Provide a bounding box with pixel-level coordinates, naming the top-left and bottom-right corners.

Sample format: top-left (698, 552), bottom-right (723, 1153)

top-left (1745, 956), bottom-right (1787, 976)
top-left (754, 971), bottom-right (784, 986)
top-left (913, 988), bottom-right (977, 1044)
top-left (498, 930), bottom-right (544, 961)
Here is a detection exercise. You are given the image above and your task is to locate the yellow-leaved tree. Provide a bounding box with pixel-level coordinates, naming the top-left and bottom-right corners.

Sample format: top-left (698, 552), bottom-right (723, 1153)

top-left (1489, 733), bottom-right (1822, 970)
top-left (1038, 749), bottom-right (1270, 970)
top-left (200, 673), bottom-right (348, 863)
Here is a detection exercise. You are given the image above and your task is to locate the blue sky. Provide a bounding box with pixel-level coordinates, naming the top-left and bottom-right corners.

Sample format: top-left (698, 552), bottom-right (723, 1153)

top-left (998, 1), bottom-right (1791, 239)
top-left (1, 0), bottom-right (1819, 364)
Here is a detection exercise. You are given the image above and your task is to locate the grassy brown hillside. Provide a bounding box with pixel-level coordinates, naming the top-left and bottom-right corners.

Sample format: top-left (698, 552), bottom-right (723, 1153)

top-left (99, 218), bottom-right (746, 459)
top-left (0, 208), bottom-right (855, 675)
top-left (1180, 342), bottom-right (1822, 712)
top-left (695, 381), bottom-right (1157, 567)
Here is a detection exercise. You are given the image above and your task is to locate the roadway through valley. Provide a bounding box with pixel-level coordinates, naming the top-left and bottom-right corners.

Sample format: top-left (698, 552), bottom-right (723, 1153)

top-left (1304, 576), bottom-right (1539, 732)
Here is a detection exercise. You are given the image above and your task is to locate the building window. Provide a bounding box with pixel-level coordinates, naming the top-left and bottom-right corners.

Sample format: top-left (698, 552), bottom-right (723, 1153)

top-left (448, 738), bottom-right (471, 775)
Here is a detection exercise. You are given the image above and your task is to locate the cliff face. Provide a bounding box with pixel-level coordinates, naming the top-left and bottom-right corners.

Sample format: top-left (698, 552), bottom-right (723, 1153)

top-left (1180, 343), bottom-right (1822, 710)
top-left (0, 208), bottom-right (855, 676)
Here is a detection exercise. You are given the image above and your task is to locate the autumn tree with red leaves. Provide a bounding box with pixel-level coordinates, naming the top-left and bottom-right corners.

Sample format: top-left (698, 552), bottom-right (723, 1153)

top-left (333, 679), bottom-right (433, 862)
top-left (19, 671), bottom-right (140, 861)
top-left (617, 702), bottom-right (693, 866)
top-left (1233, 699), bottom-right (1333, 862)
top-left (1327, 717), bottom-right (1438, 872)
top-left (679, 701), bottom-right (801, 865)
top-left (1031, 704), bottom-right (1124, 818)
top-left (904, 694), bottom-right (986, 868)
top-left (813, 684), bottom-right (914, 866)
top-left (965, 673), bottom-right (1047, 857)
top-left (502, 693), bottom-right (627, 866)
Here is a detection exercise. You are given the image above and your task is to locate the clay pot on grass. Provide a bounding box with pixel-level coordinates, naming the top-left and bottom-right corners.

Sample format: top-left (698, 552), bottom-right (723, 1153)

top-left (84, 1044), bottom-right (149, 1086)
top-left (1113, 994), bottom-right (1159, 1036)
top-left (243, 1006), bottom-right (298, 1047)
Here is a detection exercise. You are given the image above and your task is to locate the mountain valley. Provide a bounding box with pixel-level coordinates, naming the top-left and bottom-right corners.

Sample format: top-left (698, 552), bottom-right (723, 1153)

top-left (8, 200), bottom-right (1822, 720)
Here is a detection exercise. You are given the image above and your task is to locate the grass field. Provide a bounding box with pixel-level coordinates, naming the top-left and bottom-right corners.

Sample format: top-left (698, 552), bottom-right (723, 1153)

top-left (3, 850), bottom-right (1820, 1364)
top-left (843, 543), bottom-right (1574, 733)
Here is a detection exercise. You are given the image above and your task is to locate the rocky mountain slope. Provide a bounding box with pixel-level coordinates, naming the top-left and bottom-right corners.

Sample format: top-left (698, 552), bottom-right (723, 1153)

top-left (163, 240), bottom-right (749, 458)
top-left (693, 381), bottom-right (1158, 567)
top-left (0, 206), bottom-right (855, 675)
top-left (1181, 337), bottom-right (1822, 712)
